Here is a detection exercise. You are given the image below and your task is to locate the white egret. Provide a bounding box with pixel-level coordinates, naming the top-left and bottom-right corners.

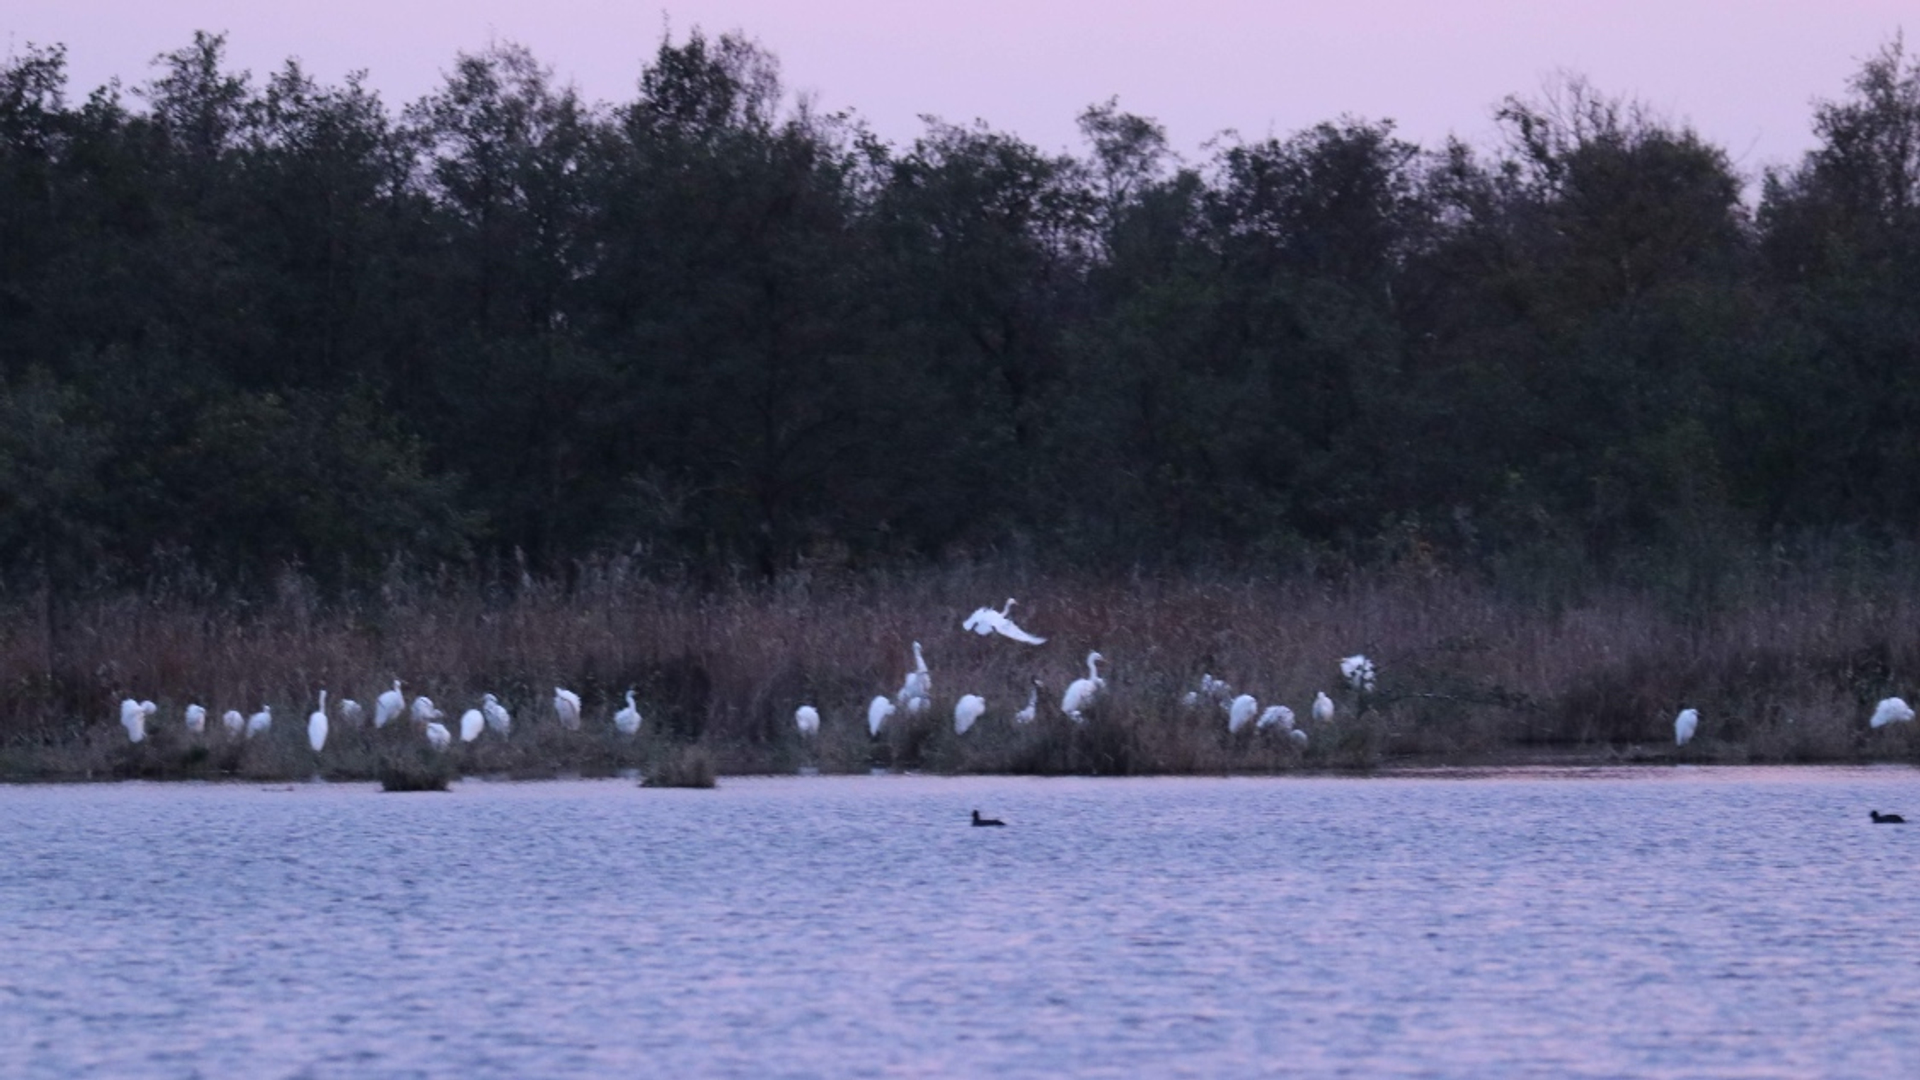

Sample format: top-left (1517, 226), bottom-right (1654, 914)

top-left (554, 687), bottom-right (582, 730)
top-left (1227, 694), bottom-right (1258, 734)
top-left (1340, 655), bottom-right (1377, 693)
top-left (1870, 697), bottom-right (1915, 728)
top-left (308, 691), bottom-right (329, 753)
top-left (1258, 705), bottom-right (1295, 731)
top-left (1062, 651), bottom-right (1106, 721)
top-left (1674, 707), bottom-right (1699, 747)
top-left (459, 708), bottom-right (484, 743)
top-left (119, 698), bottom-right (154, 744)
top-left (184, 703), bottom-right (207, 736)
top-left (955, 694), bottom-right (986, 735)
top-left (424, 721), bottom-right (452, 751)
top-left (897, 642), bottom-right (932, 714)
top-left (1289, 727), bottom-right (1309, 748)
top-left (410, 696), bottom-right (443, 725)
top-left (1311, 692), bottom-right (1334, 724)
top-left (481, 693), bottom-right (511, 735)
top-left (374, 680), bottom-right (405, 728)
top-left (1013, 678), bottom-right (1040, 725)
top-left (221, 709), bottom-right (245, 736)
top-left (246, 705), bottom-right (272, 738)
top-left (795, 704), bottom-right (821, 736)
top-left (614, 689), bottom-right (642, 736)
top-left (962, 598), bottom-right (1047, 645)
top-left (867, 695), bottom-right (895, 737)
top-left (338, 698), bottom-right (364, 727)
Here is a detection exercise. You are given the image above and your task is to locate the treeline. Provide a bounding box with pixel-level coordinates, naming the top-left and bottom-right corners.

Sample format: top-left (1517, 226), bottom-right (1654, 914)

top-left (4, 30), bottom-right (1920, 597)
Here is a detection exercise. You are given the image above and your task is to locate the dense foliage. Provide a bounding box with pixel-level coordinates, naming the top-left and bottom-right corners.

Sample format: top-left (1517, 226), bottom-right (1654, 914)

top-left (5, 31), bottom-right (1920, 595)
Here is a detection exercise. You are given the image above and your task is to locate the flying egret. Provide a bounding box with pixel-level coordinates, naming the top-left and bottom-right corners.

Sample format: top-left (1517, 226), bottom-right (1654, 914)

top-left (246, 705), bottom-right (272, 738)
top-left (1227, 694), bottom-right (1258, 734)
top-left (1340, 655), bottom-right (1377, 693)
top-left (897, 642), bottom-right (932, 715)
top-left (338, 698), bottom-right (364, 727)
top-left (308, 691), bottom-right (329, 753)
top-left (1870, 697), bottom-right (1914, 728)
top-left (481, 693), bottom-right (511, 735)
top-left (1674, 707), bottom-right (1699, 747)
top-left (1311, 692), bottom-right (1334, 724)
top-left (1258, 705), bottom-right (1295, 731)
top-left (1062, 651), bottom-right (1106, 721)
top-left (374, 681), bottom-right (405, 728)
top-left (119, 698), bottom-right (154, 744)
top-left (424, 721), bottom-right (452, 751)
top-left (795, 704), bottom-right (820, 736)
top-left (955, 694), bottom-right (986, 735)
top-left (459, 708), bottom-right (484, 743)
top-left (184, 703), bottom-right (207, 736)
top-left (614, 689), bottom-right (642, 735)
top-left (867, 695), bottom-right (895, 737)
top-left (221, 709), bottom-right (245, 736)
top-left (961, 598), bottom-right (1047, 644)
top-left (1013, 678), bottom-right (1040, 725)
top-left (554, 687), bottom-right (582, 730)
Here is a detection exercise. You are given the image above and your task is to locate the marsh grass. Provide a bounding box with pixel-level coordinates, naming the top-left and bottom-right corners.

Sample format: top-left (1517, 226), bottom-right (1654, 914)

top-left (5, 560), bottom-right (1920, 780)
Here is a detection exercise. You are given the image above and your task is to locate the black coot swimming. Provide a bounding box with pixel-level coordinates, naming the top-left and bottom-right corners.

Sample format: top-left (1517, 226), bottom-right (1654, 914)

top-left (971, 810), bottom-right (1006, 827)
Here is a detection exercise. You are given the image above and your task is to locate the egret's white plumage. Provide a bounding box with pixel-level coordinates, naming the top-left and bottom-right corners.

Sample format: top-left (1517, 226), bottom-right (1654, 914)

top-left (954, 694), bottom-right (986, 735)
top-left (424, 721), bottom-right (452, 751)
top-left (1258, 705), bottom-right (1295, 731)
top-left (374, 680), bottom-right (405, 729)
top-left (1013, 679), bottom-right (1040, 725)
top-left (184, 703), bottom-right (207, 736)
top-left (308, 690), bottom-right (329, 753)
top-left (795, 704), bottom-right (821, 736)
top-left (961, 598), bottom-right (1047, 645)
top-left (867, 695), bottom-right (895, 737)
top-left (898, 642), bottom-right (932, 714)
top-left (459, 708), bottom-right (484, 743)
top-left (1871, 697), bottom-right (1915, 729)
top-left (120, 698), bottom-right (153, 744)
top-left (1289, 727), bottom-right (1309, 748)
top-left (554, 687), bottom-right (582, 730)
top-left (614, 689), bottom-right (642, 735)
top-left (1674, 707), bottom-right (1699, 747)
top-left (1340, 654), bottom-right (1377, 693)
top-left (1311, 692), bottom-right (1334, 724)
top-left (1227, 694), bottom-right (1258, 734)
top-left (221, 709), bottom-right (245, 736)
top-left (1062, 651), bottom-right (1106, 721)
top-left (246, 705), bottom-right (272, 738)
top-left (410, 696), bottom-right (442, 725)
top-left (481, 693), bottom-right (511, 735)
top-left (338, 698), bottom-right (364, 728)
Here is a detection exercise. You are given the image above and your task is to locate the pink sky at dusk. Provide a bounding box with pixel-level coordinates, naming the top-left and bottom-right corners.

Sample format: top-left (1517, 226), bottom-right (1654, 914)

top-left (5, 1), bottom-right (1912, 181)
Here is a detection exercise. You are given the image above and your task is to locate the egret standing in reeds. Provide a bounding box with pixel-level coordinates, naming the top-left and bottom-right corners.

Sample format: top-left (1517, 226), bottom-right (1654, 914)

top-left (1013, 678), bottom-right (1040, 725)
top-left (1228, 694), bottom-right (1258, 734)
top-left (308, 691), bottom-right (329, 753)
top-left (481, 693), bottom-right (511, 736)
top-left (1674, 708), bottom-right (1699, 747)
top-left (184, 703), bottom-right (207, 736)
top-left (374, 681), bottom-right (405, 729)
top-left (1340, 655), bottom-right (1376, 693)
top-left (459, 708), bottom-right (485, 743)
top-left (795, 705), bottom-right (820, 736)
top-left (962, 598), bottom-right (1047, 644)
top-left (222, 709), bottom-right (245, 736)
top-left (410, 696), bottom-right (442, 725)
top-left (1870, 697), bottom-right (1914, 728)
top-left (614, 690), bottom-right (642, 736)
top-left (424, 721), bottom-right (452, 751)
top-left (338, 698), bottom-right (364, 728)
top-left (1062, 652), bottom-right (1106, 722)
top-left (120, 698), bottom-right (154, 744)
top-left (1258, 705), bottom-right (1294, 731)
top-left (867, 695), bottom-right (895, 737)
top-left (954, 694), bottom-right (986, 735)
top-left (246, 705), bottom-right (272, 738)
top-left (554, 687), bottom-right (582, 731)
top-left (1312, 692), bottom-right (1334, 725)
top-left (898, 642), bottom-right (932, 715)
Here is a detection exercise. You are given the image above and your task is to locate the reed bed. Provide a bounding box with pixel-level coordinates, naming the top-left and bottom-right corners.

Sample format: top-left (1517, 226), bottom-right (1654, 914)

top-left (4, 560), bottom-right (1920, 781)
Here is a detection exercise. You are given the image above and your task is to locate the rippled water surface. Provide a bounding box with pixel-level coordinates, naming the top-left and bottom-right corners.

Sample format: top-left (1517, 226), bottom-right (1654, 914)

top-left (5, 768), bottom-right (1919, 1078)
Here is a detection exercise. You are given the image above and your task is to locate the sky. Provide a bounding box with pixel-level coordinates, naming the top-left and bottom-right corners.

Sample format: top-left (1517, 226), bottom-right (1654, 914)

top-left (4, 2), bottom-right (1913, 181)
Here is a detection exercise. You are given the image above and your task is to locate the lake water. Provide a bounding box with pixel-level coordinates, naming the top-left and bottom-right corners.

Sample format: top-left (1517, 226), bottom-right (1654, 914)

top-left (3, 767), bottom-right (1918, 1078)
